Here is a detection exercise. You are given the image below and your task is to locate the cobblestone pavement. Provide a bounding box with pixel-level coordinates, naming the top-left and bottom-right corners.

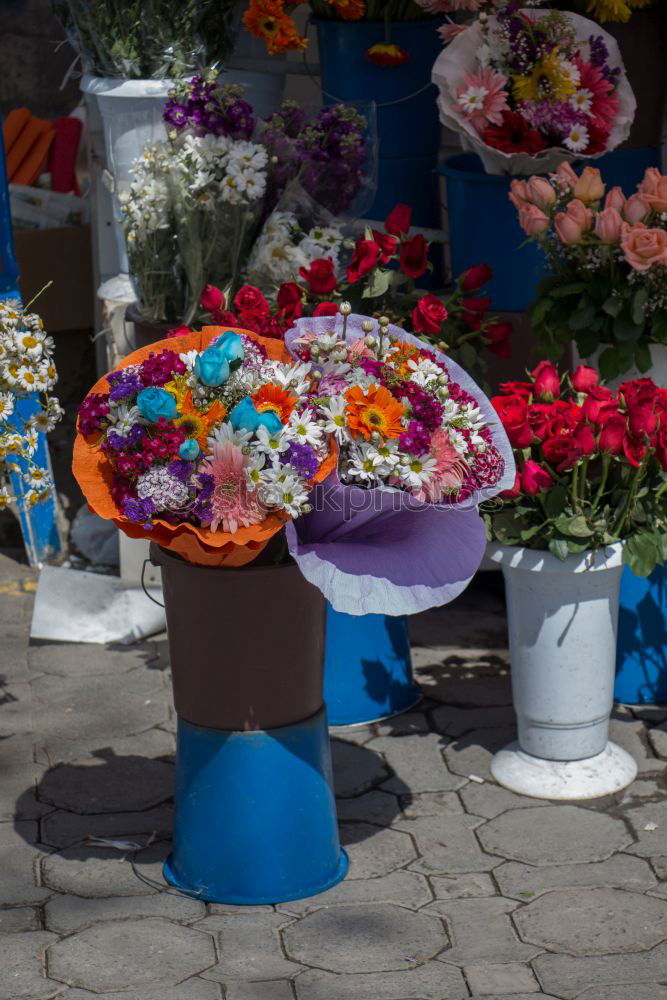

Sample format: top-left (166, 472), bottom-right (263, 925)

top-left (3, 550), bottom-right (667, 999)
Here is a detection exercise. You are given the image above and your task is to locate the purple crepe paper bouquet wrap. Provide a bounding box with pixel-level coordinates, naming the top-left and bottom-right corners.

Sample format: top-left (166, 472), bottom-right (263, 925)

top-left (284, 314), bottom-right (515, 616)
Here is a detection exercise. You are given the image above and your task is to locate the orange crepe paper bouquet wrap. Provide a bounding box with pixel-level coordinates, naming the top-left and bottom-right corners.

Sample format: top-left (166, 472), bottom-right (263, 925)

top-left (73, 327), bottom-right (337, 567)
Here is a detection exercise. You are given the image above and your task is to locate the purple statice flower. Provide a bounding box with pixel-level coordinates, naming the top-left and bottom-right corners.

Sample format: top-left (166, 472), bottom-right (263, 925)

top-left (122, 496), bottom-right (157, 526)
top-left (196, 472), bottom-right (215, 502)
top-left (400, 383), bottom-right (443, 433)
top-left (399, 421), bottom-right (431, 457)
top-left (588, 34), bottom-right (609, 68)
top-left (521, 100), bottom-right (588, 140)
top-left (108, 372), bottom-right (143, 403)
top-left (285, 443), bottom-right (319, 481)
top-left (139, 350), bottom-right (186, 387)
top-left (78, 393), bottom-right (110, 437)
top-left (191, 498), bottom-right (212, 524)
top-left (168, 459), bottom-right (193, 483)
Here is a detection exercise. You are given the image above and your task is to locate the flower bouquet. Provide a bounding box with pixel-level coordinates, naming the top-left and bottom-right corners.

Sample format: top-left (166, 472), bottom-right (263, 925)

top-left (514, 162), bottom-right (667, 379)
top-left (488, 360), bottom-right (667, 576)
top-left (0, 299), bottom-right (62, 513)
top-left (73, 327), bottom-right (337, 567)
top-left (432, 6), bottom-right (635, 173)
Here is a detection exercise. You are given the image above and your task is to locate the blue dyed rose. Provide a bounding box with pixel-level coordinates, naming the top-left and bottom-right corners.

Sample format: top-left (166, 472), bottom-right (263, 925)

top-left (136, 387), bottom-right (177, 423)
top-left (214, 331), bottom-right (245, 368)
top-left (230, 397), bottom-right (260, 433)
top-left (257, 410), bottom-right (282, 435)
top-left (179, 439), bottom-right (200, 460)
top-left (194, 346), bottom-right (230, 387)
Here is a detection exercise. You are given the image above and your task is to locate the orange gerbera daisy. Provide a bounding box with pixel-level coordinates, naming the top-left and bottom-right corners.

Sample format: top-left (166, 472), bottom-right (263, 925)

top-left (345, 384), bottom-right (405, 440)
top-left (327, 0), bottom-right (365, 19)
top-left (176, 392), bottom-right (227, 451)
top-left (392, 340), bottom-right (422, 376)
top-left (243, 0), bottom-right (307, 53)
top-left (366, 43), bottom-right (410, 67)
top-left (252, 384), bottom-right (297, 423)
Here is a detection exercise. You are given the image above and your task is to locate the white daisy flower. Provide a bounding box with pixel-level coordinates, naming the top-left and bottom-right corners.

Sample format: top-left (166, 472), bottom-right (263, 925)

top-left (563, 125), bottom-right (589, 153)
top-left (457, 85), bottom-right (489, 115)
top-left (245, 453), bottom-right (266, 492)
top-left (108, 404), bottom-right (141, 436)
top-left (347, 445), bottom-right (383, 486)
top-left (398, 454), bottom-right (438, 490)
top-left (0, 486), bottom-right (15, 508)
top-left (273, 361), bottom-right (312, 395)
top-left (319, 397), bottom-right (348, 444)
top-left (16, 366), bottom-right (39, 391)
top-left (259, 469), bottom-right (309, 516)
top-left (288, 410), bottom-right (323, 448)
top-left (570, 88), bottom-right (593, 113)
top-left (24, 467), bottom-right (49, 489)
top-left (254, 424), bottom-right (290, 461)
top-left (0, 393), bottom-right (14, 421)
top-left (207, 422), bottom-right (254, 451)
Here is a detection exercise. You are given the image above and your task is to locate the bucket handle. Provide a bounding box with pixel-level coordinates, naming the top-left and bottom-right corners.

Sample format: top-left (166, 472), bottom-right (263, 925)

top-left (302, 19), bottom-right (433, 108)
top-left (141, 558), bottom-right (165, 608)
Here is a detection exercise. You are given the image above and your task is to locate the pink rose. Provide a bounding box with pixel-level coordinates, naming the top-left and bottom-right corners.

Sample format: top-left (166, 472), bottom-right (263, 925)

top-left (526, 176), bottom-right (556, 209)
top-left (639, 167), bottom-right (663, 197)
top-left (509, 179), bottom-right (529, 211)
top-left (551, 161), bottom-right (578, 191)
top-left (568, 199), bottom-right (593, 231)
top-left (594, 206), bottom-right (623, 244)
top-left (621, 223), bottom-right (667, 272)
top-left (641, 175), bottom-right (667, 213)
top-left (605, 186), bottom-right (626, 213)
top-left (520, 459), bottom-right (553, 496)
top-left (623, 194), bottom-right (651, 225)
top-left (573, 166), bottom-right (605, 204)
top-left (518, 203), bottom-right (549, 236)
top-left (555, 211), bottom-right (582, 244)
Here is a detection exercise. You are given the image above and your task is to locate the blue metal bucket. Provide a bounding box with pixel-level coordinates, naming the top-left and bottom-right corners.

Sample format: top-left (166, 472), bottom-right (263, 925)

top-left (164, 708), bottom-right (348, 904)
top-left (615, 564), bottom-right (667, 705)
top-left (315, 18), bottom-right (442, 226)
top-left (324, 606), bottom-right (421, 726)
top-left (440, 153), bottom-right (549, 312)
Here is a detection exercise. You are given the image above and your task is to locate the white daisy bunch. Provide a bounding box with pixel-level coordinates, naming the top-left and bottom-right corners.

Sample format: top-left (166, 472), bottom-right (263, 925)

top-left (0, 300), bottom-right (63, 510)
top-left (245, 205), bottom-right (345, 293)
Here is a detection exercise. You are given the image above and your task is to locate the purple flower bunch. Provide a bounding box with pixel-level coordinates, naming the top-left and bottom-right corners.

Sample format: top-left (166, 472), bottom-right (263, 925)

top-left (164, 76), bottom-right (255, 141)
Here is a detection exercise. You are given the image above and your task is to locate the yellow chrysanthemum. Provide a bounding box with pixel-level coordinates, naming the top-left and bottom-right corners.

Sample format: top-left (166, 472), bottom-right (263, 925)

top-left (164, 375), bottom-right (190, 411)
top-left (512, 50), bottom-right (578, 103)
top-left (585, 0), bottom-right (634, 20)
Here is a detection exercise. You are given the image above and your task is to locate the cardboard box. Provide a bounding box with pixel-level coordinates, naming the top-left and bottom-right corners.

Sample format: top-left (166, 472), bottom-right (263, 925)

top-left (13, 224), bottom-right (94, 332)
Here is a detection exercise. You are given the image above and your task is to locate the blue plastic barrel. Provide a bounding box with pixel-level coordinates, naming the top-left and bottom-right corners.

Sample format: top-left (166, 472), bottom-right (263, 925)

top-left (315, 18), bottom-right (442, 227)
top-left (440, 153), bottom-right (549, 312)
top-left (615, 564), bottom-right (667, 705)
top-left (164, 708), bottom-right (348, 904)
top-left (324, 606), bottom-right (421, 726)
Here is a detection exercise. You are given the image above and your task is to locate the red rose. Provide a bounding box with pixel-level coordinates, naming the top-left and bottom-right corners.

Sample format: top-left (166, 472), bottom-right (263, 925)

top-left (542, 425), bottom-right (597, 471)
top-left (399, 234), bottom-right (428, 279)
top-left (346, 238), bottom-right (381, 284)
top-left (277, 281), bottom-right (304, 322)
top-left (462, 296), bottom-right (491, 330)
top-left (582, 385), bottom-right (617, 425)
top-left (166, 324), bottom-right (191, 339)
top-left (500, 471), bottom-right (521, 499)
top-left (236, 310), bottom-right (265, 333)
top-left (619, 378), bottom-right (658, 408)
top-left (628, 404), bottom-right (658, 439)
top-left (385, 203), bottom-right (412, 236)
top-left (411, 294), bottom-right (448, 335)
top-left (371, 229), bottom-right (399, 264)
top-left (500, 379), bottom-right (533, 400)
top-left (485, 321), bottom-right (512, 359)
top-left (460, 263), bottom-right (492, 292)
top-left (655, 427), bottom-right (667, 470)
top-left (528, 400), bottom-right (571, 441)
top-left (313, 302), bottom-right (339, 317)
top-left (532, 360), bottom-right (560, 401)
top-left (623, 433), bottom-right (647, 467)
top-left (571, 364), bottom-right (599, 393)
top-left (258, 315), bottom-right (287, 339)
top-left (200, 284), bottom-right (225, 313)
top-left (233, 285), bottom-right (270, 318)
top-left (599, 415), bottom-right (626, 454)
top-left (299, 258), bottom-right (338, 296)
top-left (520, 459), bottom-right (553, 496)
top-left (212, 309), bottom-right (240, 327)
top-left (492, 395), bottom-right (532, 448)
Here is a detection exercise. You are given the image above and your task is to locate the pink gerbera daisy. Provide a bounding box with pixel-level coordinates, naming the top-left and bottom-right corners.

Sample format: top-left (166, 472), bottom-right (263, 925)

top-left (575, 58), bottom-right (620, 132)
top-left (200, 440), bottom-right (267, 533)
top-left (456, 66), bottom-right (510, 131)
top-left (415, 429), bottom-right (468, 502)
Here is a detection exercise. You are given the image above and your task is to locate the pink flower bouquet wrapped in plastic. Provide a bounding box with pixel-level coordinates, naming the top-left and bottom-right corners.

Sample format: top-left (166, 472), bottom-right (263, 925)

top-left (432, 7), bottom-right (636, 175)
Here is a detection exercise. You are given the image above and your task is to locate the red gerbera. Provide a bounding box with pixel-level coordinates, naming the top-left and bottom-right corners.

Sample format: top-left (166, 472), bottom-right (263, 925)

top-left (482, 111), bottom-right (548, 155)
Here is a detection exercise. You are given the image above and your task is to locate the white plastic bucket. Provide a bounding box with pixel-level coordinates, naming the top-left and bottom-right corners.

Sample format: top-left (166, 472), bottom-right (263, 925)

top-left (489, 542), bottom-right (625, 761)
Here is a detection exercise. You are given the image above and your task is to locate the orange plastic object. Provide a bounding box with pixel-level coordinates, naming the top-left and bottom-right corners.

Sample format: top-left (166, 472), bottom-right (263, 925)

top-left (73, 327), bottom-right (336, 568)
top-left (3, 108), bottom-right (30, 154)
top-left (13, 127), bottom-right (55, 186)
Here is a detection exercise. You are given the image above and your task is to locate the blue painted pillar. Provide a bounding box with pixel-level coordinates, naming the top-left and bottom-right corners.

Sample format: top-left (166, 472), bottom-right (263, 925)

top-left (615, 565), bottom-right (667, 705)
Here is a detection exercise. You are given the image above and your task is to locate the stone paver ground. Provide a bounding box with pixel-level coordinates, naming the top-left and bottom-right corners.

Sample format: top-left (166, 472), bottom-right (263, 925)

top-left (2, 551), bottom-right (667, 998)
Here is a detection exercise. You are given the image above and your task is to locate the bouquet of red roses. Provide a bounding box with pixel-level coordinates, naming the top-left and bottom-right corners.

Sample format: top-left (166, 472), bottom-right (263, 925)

top-left (487, 360), bottom-right (667, 576)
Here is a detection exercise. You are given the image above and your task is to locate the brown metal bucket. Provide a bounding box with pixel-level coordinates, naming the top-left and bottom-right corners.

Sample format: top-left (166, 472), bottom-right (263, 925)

top-left (150, 543), bottom-right (327, 731)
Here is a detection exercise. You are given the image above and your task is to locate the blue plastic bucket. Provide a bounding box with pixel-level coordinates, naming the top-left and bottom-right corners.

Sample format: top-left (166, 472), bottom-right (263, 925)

top-left (315, 18), bottom-right (442, 226)
top-left (164, 708), bottom-right (348, 904)
top-left (324, 606), bottom-right (421, 726)
top-left (615, 564), bottom-right (667, 705)
top-left (440, 153), bottom-right (549, 312)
